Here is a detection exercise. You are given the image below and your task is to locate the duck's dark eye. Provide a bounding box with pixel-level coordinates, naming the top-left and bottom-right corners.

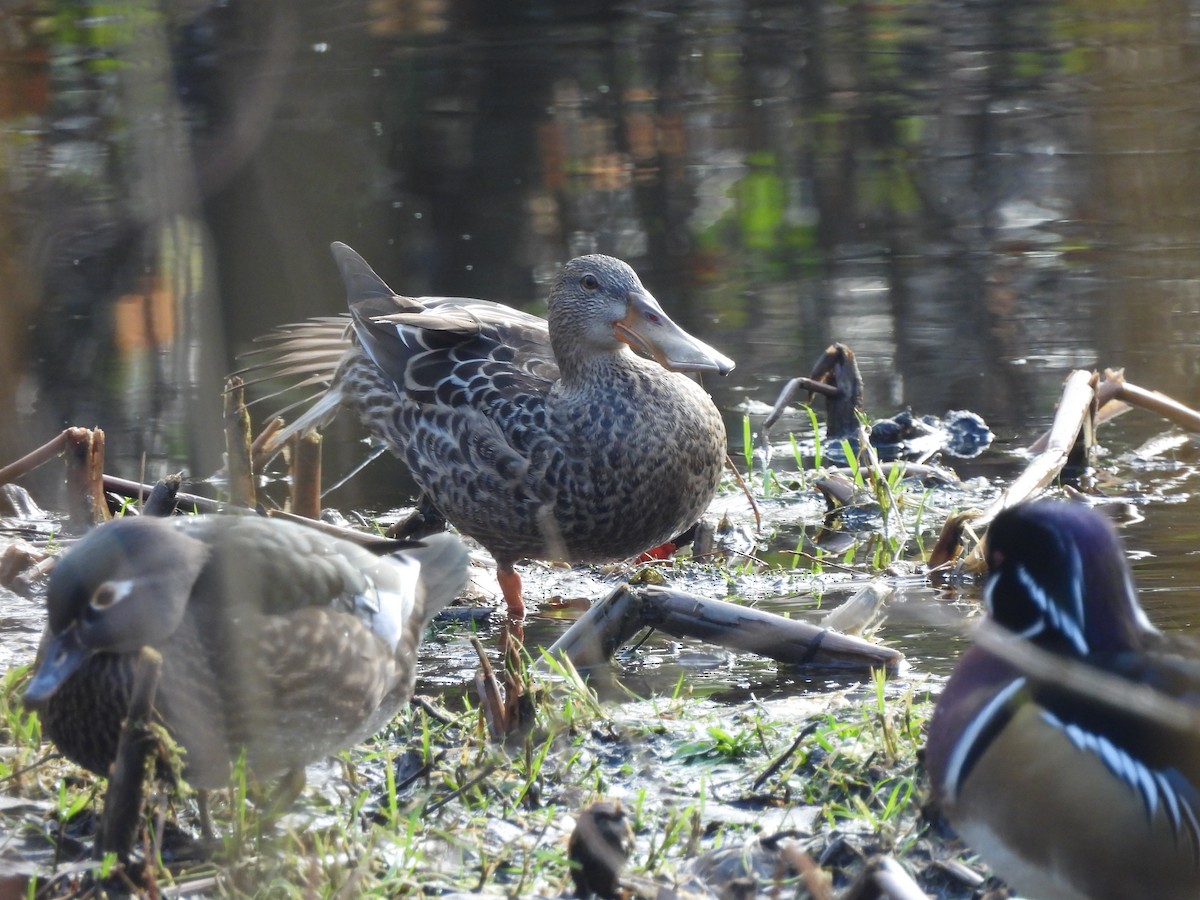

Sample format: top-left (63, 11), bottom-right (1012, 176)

top-left (90, 583), bottom-right (118, 610)
top-left (580, 273), bottom-right (600, 291)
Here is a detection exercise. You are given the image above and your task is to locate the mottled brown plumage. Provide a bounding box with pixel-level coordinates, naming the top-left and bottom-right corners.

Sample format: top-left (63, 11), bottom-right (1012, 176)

top-left (24, 515), bottom-right (468, 790)
top-left (241, 244), bottom-right (733, 617)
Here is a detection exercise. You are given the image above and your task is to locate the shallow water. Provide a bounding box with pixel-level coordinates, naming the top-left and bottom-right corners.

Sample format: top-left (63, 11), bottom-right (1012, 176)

top-left (3, 0), bottom-right (1200, 695)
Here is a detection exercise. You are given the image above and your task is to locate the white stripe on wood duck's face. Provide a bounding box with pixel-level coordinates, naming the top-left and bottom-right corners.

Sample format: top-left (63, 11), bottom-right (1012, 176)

top-left (942, 676), bottom-right (1027, 800)
top-left (1013, 563), bottom-right (1088, 655)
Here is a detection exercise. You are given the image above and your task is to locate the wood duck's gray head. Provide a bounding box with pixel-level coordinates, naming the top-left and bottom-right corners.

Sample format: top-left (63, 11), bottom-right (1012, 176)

top-left (549, 255), bottom-right (734, 378)
top-left (983, 500), bottom-right (1158, 657)
top-left (24, 518), bottom-right (208, 707)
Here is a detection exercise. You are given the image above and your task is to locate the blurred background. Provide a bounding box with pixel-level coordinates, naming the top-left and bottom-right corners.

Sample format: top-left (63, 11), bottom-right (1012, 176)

top-left (1, 0), bottom-right (1198, 524)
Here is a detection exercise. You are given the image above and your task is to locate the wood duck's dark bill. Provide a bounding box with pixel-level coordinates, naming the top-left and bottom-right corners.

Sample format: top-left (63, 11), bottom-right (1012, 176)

top-left (615, 291), bottom-right (735, 376)
top-left (23, 624), bottom-right (88, 707)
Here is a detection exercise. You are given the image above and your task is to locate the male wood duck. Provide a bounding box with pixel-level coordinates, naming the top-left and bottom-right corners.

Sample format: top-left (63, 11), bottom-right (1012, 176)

top-left (241, 244), bottom-right (734, 618)
top-left (925, 500), bottom-right (1200, 900)
top-left (24, 515), bottom-right (469, 792)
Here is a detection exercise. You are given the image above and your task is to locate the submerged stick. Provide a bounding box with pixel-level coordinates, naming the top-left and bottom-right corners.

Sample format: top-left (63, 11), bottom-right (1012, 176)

top-left (545, 584), bottom-right (902, 675)
top-left (1107, 374), bottom-right (1200, 433)
top-left (266, 508), bottom-right (392, 545)
top-left (761, 375), bottom-right (842, 433)
top-left (640, 586), bottom-right (902, 673)
top-left (991, 368), bottom-right (1096, 513)
top-left (0, 430), bottom-right (70, 485)
top-left (543, 584), bottom-right (647, 670)
top-left (1026, 368), bottom-right (1200, 453)
top-left (844, 855), bottom-right (929, 900)
top-left (104, 475), bottom-right (222, 514)
top-left (472, 636), bottom-right (508, 742)
top-left (819, 582), bottom-right (893, 636)
top-left (938, 366), bottom-right (1200, 577)
top-left (250, 416), bottom-right (286, 478)
top-left (140, 473), bottom-right (182, 518)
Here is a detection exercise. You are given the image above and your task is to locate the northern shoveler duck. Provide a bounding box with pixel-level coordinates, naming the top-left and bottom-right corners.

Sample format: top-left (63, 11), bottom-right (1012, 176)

top-left (244, 243), bottom-right (734, 618)
top-left (25, 515), bottom-right (468, 795)
top-left (925, 500), bottom-right (1200, 900)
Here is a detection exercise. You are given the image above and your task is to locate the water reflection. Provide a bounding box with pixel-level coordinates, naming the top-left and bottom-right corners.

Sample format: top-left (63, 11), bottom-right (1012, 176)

top-left (3, 0), bottom-right (1200, 669)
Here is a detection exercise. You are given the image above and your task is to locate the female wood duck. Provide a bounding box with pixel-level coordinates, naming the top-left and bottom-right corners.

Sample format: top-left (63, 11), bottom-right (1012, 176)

top-left (242, 244), bottom-right (733, 619)
top-left (24, 515), bottom-right (468, 792)
top-left (925, 500), bottom-right (1200, 900)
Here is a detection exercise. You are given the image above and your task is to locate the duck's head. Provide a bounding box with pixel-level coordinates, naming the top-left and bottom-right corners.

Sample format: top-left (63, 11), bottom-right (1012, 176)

top-left (983, 501), bottom-right (1158, 656)
top-left (24, 517), bottom-right (207, 707)
top-left (549, 255), bottom-right (734, 377)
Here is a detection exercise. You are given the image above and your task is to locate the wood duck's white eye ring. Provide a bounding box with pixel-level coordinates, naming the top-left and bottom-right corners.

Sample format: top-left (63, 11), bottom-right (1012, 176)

top-left (90, 579), bottom-right (134, 611)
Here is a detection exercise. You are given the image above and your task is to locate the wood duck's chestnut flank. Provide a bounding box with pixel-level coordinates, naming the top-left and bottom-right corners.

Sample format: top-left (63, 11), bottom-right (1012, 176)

top-left (239, 244), bottom-right (733, 619)
top-left (926, 500), bottom-right (1200, 900)
top-left (24, 515), bottom-right (469, 791)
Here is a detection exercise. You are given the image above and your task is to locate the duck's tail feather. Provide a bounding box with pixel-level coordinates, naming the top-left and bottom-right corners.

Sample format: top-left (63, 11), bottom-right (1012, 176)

top-left (403, 532), bottom-right (471, 624)
top-left (227, 317), bottom-right (355, 457)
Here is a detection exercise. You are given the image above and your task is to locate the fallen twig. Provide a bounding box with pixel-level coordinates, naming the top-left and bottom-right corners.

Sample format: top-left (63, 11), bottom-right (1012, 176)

top-left (545, 583), bottom-right (903, 676)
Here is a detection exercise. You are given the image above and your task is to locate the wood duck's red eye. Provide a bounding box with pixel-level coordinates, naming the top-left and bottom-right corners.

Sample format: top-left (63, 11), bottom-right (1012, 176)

top-left (580, 274), bottom-right (600, 291)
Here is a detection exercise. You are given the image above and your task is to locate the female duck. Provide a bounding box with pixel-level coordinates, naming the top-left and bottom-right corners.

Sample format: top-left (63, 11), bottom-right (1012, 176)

top-left (25, 515), bottom-right (468, 791)
top-left (248, 244), bottom-right (733, 618)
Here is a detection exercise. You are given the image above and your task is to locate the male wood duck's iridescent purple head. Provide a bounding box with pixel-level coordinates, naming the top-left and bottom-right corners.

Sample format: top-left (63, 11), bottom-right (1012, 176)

top-left (981, 500), bottom-right (1157, 656)
top-left (240, 244), bottom-right (734, 619)
top-left (25, 515), bottom-right (469, 792)
top-left (926, 500), bottom-right (1200, 900)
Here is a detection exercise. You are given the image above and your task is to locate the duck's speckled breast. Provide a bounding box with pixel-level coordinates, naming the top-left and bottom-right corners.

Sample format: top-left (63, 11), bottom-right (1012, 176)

top-left (346, 345), bottom-right (727, 566)
top-left (538, 360), bottom-right (726, 562)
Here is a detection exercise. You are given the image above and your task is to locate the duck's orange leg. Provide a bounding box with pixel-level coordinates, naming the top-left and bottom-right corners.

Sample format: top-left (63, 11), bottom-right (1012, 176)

top-left (497, 564), bottom-right (526, 619)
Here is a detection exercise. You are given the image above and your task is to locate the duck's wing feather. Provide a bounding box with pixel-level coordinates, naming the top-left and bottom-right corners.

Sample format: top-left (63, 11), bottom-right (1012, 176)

top-left (159, 517), bottom-right (469, 779)
top-left (352, 296), bottom-right (558, 417)
top-left (328, 240), bottom-right (559, 418)
top-left (332, 237), bottom-right (558, 406)
top-left (234, 244), bottom-right (559, 455)
top-left (188, 516), bottom-right (465, 635)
